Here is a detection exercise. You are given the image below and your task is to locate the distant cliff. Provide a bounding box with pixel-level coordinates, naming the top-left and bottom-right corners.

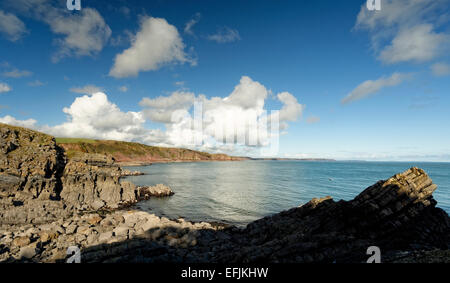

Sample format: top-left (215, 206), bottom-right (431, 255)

top-left (56, 138), bottom-right (247, 165)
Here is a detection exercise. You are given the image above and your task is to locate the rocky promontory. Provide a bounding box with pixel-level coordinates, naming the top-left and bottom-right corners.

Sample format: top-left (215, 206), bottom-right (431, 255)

top-left (0, 123), bottom-right (449, 263)
top-left (57, 138), bottom-right (248, 166)
top-left (0, 123), bottom-right (174, 223)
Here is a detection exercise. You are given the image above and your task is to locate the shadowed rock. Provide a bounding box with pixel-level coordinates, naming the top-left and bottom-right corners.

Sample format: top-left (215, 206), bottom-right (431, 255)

top-left (212, 167), bottom-right (450, 263)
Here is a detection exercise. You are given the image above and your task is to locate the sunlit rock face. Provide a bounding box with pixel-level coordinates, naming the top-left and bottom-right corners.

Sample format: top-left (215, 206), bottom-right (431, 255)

top-left (0, 123), bottom-right (161, 225)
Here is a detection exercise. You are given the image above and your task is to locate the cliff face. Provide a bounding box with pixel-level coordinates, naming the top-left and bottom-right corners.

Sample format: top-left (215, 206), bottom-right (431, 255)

top-left (0, 124), bottom-right (65, 201)
top-left (0, 123), bottom-right (150, 224)
top-left (57, 138), bottom-right (247, 165)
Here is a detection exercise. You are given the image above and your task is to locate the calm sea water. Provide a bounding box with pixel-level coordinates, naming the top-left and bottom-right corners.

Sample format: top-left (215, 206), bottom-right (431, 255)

top-left (124, 161), bottom-right (450, 227)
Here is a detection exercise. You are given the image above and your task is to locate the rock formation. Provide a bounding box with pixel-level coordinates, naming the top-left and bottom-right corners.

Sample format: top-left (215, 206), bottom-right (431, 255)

top-left (0, 123), bottom-right (174, 225)
top-left (212, 167), bottom-right (450, 263)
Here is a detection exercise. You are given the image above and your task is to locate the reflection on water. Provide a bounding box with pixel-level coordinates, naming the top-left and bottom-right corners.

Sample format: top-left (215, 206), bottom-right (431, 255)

top-left (124, 161), bottom-right (450, 227)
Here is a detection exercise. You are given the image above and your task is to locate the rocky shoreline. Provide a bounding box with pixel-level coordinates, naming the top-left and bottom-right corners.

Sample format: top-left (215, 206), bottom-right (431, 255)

top-left (1, 123), bottom-right (449, 263)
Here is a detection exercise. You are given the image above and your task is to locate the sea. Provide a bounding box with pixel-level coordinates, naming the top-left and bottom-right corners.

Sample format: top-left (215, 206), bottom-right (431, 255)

top-left (124, 161), bottom-right (450, 227)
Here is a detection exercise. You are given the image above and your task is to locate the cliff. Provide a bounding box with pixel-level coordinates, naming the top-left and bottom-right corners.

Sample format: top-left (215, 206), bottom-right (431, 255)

top-left (0, 123), bottom-right (172, 225)
top-left (56, 138), bottom-right (247, 165)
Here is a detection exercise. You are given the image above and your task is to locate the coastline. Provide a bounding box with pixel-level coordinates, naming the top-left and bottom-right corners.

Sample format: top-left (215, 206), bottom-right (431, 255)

top-left (1, 123), bottom-right (449, 263)
top-left (117, 158), bottom-right (337, 167)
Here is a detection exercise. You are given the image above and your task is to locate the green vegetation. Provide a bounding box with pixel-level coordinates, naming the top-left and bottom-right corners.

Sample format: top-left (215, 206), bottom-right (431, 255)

top-left (55, 138), bottom-right (97, 144)
top-left (55, 138), bottom-right (239, 163)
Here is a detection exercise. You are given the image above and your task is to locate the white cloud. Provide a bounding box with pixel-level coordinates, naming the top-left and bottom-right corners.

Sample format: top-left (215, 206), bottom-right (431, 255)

top-left (1, 92), bottom-right (166, 143)
top-left (140, 91), bottom-right (196, 124)
top-left (277, 92), bottom-right (304, 122)
top-left (43, 93), bottom-right (152, 141)
top-left (342, 73), bottom-right (411, 104)
top-left (184, 13), bottom-right (201, 36)
top-left (109, 16), bottom-right (195, 78)
top-left (0, 115), bottom-right (36, 128)
top-left (50, 8), bottom-right (112, 62)
top-left (2, 68), bottom-right (32, 78)
top-left (141, 76), bottom-right (304, 149)
top-left (0, 83), bottom-right (12, 93)
top-left (354, 0), bottom-right (450, 64)
top-left (379, 24), bottom-right (449, 64)
top-left (431, 62), bottom-right (450, 76)
top-left (0, 10), bottom-right (27, 41)
top-left (207, 27), bottom-right (240, 43)
top-left (9, 1), bottom-right (111, 62)
top-left (0, 77), bottom-right (304, 155)
top-left (70, 85), bottom-right (104, 95)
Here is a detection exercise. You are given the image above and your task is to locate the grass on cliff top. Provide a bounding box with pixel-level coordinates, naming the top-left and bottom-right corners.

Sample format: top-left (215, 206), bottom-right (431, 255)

top-left (55, 138), bottom-right (97, 144)
top-left (56, 137), bottom-right (214, 159)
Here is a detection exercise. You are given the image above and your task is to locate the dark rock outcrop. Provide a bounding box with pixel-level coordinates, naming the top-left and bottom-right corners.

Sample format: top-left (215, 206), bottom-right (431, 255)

top-left (212, 167), bottom-right (450, 263)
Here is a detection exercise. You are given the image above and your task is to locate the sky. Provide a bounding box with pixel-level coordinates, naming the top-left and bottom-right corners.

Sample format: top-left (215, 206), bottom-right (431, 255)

top-left (0, 0), bottom-right (449, 161)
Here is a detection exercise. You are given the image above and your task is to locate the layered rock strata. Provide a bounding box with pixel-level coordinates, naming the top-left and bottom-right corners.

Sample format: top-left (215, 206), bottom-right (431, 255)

top-left (0, 123), bottom-right (173, 225)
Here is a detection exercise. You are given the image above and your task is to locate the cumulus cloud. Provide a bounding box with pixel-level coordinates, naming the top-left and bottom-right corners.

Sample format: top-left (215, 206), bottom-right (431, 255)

top-left (140, 91), bottom-right (196, 124)
top-left (1, 92), bottom-right (166, 143)
top-left (43, 93), bottom-right (154, 141)
top-left (0, 115), bottom-right (36, 128)
top-left (354, 0), bottom-right (450, 64)
top-left (0, 10), bottom-right (28, 41)
top-left (50, 8), bottom-right (111, 62)
top-left (0, 83), bottom-right (12, 93)
top-left (141, 76), bottom-right (304, 148)
top-left (70, 85), bottom-right (104, 95)
top-left (0, 77), bottom-right (304, 155)
top-left (207, 27), bottom-right (240, 43)
top-left (184, 13), bottom-right (201, 36)
top-left (9, 1), bottom-right (111, 62)
top-left (431, 62), bottom-right (450, 76)
top-left (342, 72), bottom-right (411, 104)
top-left (277, 92), bottom-right (304, 122)
top-left (109, 17), bottom-right (195, 78)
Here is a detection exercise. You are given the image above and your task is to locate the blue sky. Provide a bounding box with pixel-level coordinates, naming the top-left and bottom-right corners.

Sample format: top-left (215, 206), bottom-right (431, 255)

top-left (0, 0), bottom-right (449, 161)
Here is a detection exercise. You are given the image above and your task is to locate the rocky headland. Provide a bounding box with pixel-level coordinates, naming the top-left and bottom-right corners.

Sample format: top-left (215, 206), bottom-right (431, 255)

top-left (57, 138), bottom-right (248, 166)
top-left (0, 123), bottom-right (449, 263)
